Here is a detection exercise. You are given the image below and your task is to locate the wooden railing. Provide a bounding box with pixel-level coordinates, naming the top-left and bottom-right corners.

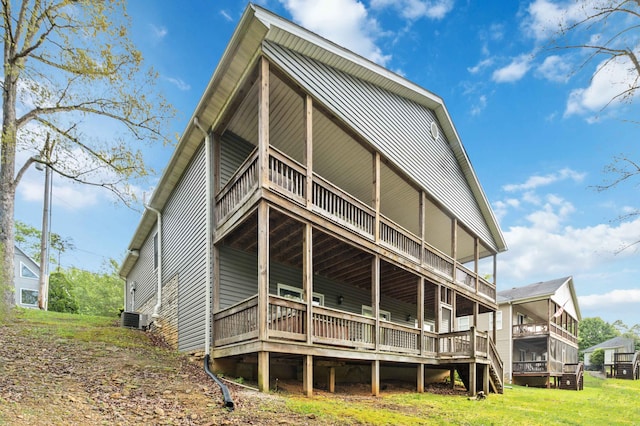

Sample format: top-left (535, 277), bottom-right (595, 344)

top-left (217, 146), bottom-right (496, 304)
top-left (268, 149), bottom-right (306, 203)
top-left (475, 332), bottom-right (488, 357)
top-left (312, 175), bottom-right (375, 238)
top-left (488, 337), bottom-right (503, 387)
top-left (513, 361), bottom-right (547, 373)
top-left (549, 322), bottom-right (578, 344)
top-left (513, 322), bottom-right (577, 344)
top-left (439, 331), bottom-right (472, 356)
top-left (311, 306), bottom-right (376, 349)
top-left (268, 295), bottom-right (306, 341)
top-left (213, 295), bottom-right (259, 347)
top-left (379, 217), bottom-right (421, 262)
top-left (380, 321), bottom-right (420, 354)
top-left (216, 150), bottom-right (259, 222)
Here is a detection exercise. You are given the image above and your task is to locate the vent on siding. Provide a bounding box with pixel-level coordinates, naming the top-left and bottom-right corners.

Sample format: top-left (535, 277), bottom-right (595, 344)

top-left (121, 312), bottom-right (148, 329)
top-left (430, 121), bottom-right (439, 140)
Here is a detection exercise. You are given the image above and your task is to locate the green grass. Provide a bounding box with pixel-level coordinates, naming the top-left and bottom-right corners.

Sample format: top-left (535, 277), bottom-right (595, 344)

top-left (285, 374), bottom-right (640, 425)
top-left (13, 308), bottom-right (153, 349)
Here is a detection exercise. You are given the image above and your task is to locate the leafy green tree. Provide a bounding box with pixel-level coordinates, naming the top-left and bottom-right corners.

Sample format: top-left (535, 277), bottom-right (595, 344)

top-left (612, 320), bottom-right (640, 352)
top-left (67, 260), bottom-right (123, 317)
top-left (48, 271), bottom-right (79, 313)
top-left (590, 348), bottom-right (605, 371)
top-left (579, 317), bottom-right (620, 352)
top-left (0, 1), bottom-right (173, 312)
top-left (14, 220), bottom-right (73, 267)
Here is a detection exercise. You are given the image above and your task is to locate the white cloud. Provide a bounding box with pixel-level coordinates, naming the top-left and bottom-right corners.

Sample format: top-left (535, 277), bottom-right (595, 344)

top-left (468, 58), bottom-right (494, 74)
top-left (564, 53), bottom-right (640, 118)
top-left (492, 54), bottom-right (533, 83)
top-left (281, 0), bottom-right (391, 65)
top-left (503, 168), bottom-right (586, 192)
top-left (371, 0), bottom-right (454, 20)
top-left (536, 55), bottom-right (571, 82)
top-left (470, 94), bottom-right (487, 116)
top-left (499, 216), bottom-right (640, 283)
top-left (220, 10), bottom-right (233, 22)
top-left (164, 76), bottom-right (191, 91)
top-left (19, 173), bottom-right (99, 210)
top-left (522, 0), bottom-right (600, 41)
top-left (580, 289), bottom-right (640, 308)
top-left (150, 24), bottom-right (168, 40)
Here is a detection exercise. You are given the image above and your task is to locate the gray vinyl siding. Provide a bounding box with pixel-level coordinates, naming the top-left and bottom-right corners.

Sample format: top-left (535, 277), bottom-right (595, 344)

top-left (162, 142), bottom-right (208, 352)
top-left (263, 41), bottom-right (497, 251)
top-left (14, 247), bottom-right (40, 308)
top-left (220, 132), bottom-right (256, 188)
top-left (127, 228), bottom-right (157, 312)
top-left (218, 245), bottom-right (419, 327)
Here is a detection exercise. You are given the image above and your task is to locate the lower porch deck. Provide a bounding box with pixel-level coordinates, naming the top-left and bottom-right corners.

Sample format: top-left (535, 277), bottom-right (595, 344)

top-left (212, 294), bottom-right (503, 395)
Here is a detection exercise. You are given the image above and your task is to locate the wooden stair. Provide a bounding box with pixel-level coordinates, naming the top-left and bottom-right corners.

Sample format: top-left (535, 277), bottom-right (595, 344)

top-left (559, 362), bottom-right (584, 390)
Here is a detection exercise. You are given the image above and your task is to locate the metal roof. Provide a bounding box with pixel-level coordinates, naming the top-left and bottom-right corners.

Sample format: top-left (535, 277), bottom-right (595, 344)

top-left (120, 3), bottom-right (507, 277)
top-left (583, 336), bottom-right (635, 353)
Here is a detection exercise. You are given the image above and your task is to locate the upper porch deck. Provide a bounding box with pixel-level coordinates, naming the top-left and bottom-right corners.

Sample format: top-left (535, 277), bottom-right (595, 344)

top-left (215, 146), bottom-right (497, 303)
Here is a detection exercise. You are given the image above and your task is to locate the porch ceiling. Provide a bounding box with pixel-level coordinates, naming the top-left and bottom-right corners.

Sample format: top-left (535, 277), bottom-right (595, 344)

top-left (221, 209), bottom-right (436, 306)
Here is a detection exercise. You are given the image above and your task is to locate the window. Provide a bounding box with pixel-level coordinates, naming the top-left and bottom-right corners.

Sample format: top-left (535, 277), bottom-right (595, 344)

top-left (517, 313), bottom-right (526, 325)
top-left (362, 305), bottom-right (391, 321)
top-left (519, 349), bottom-right (526, 362)
top-left (458, 316), bottom-right (470, 331)
top-left (20, 262), bottom-right (38, 279)
top-left (277, 283), bottom-right (324, 306)
top-left (489, 311), bottom-right (503, 331)
top-left (415, 319), bottom-right (434, 331)
top-left (153, 233), bottom-right (159, 270)
top-left (20, 289), bottom-right (38, 306)
top-left (440, 287), bottom-right (452, 305)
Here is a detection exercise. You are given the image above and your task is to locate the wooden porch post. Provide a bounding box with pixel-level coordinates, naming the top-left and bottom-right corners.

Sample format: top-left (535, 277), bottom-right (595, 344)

top-left (372, 255), bottom-right (380, 351)
top-left (469, 362), bottom-right (477, 396)
top-left (419, 191), bottom-right (426, 265)
top-left (372, 360), bottom-right (380, 396)
top-left (417, 363), bottom-right (425, 393)
top-left (449, 369), bottom-right (455, 389)
top-left (258, 56), bottom-right (270, 187)
top-left (304, 95), bottom-right (313, 208)
top-left (303, 223), bottom-right (313, 345)
top-left (482, 363), bottom-right (490, 395)
top-left (435, 284), bottom-right (441, 333)
top-left (474, 237), bottom-right (479, 294)
top-left (258, 351), bottom-right (270, 393)
top-left (373, 152), bottom-right (380, 242)
top-left (303, 355), bottom-right (313, 397)
top-left (418, 277), bottom-right (425, 356)
top-left (328, 367), bottom-right (336, 393)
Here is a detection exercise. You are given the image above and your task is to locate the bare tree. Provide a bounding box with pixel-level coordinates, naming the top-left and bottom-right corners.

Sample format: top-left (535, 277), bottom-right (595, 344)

top-left (1, 1), bottom-right (173, 311)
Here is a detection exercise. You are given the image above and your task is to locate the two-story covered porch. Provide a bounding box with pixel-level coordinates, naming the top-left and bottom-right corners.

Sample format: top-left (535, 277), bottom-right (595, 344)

top-left (207, 56), bottom-right (505, 395)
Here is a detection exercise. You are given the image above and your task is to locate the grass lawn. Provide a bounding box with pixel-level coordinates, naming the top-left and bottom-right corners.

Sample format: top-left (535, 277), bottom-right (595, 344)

top-left (284, 372), bottom-right (640, 425)
top-left (2, 309), bottom-right (639, 425)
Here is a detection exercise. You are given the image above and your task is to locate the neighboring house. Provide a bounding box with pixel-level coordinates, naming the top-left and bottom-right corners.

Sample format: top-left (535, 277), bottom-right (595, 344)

top-left (120, 4), bottom-right (507, 396)
top-left (583, 336), bottom-right (636, 378)
top-left (14, 245), bottom-right (40, 309)
top-left (482, 277), bottom-right (582, 389)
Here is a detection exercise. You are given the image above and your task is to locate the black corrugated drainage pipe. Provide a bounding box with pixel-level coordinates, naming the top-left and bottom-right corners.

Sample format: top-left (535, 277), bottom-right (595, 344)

top-left (204, 354), bottom-right (234, 411)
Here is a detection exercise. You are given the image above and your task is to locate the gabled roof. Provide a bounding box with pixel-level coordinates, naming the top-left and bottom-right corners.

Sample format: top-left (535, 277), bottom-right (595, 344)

top-left (497, 276), bottom-right (581, 320)
top-left (120, 3), bottom-right (507, 276)
top-left (14, 245), bottom-right (40, 271)
top-left (498, 277), bottom-right (571, 303)
top-left (583, 336), bottom-right (635, 353)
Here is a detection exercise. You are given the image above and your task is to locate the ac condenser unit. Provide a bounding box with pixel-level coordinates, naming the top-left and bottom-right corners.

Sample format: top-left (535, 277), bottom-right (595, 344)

top-left (121, 312), bottom-right (148, 329)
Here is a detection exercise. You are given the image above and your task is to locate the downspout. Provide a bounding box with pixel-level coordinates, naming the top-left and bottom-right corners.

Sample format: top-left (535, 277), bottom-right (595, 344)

top-left (194, 117), bottom-right (234, 411)
top-left (146, 205), bottom-right (163, 321)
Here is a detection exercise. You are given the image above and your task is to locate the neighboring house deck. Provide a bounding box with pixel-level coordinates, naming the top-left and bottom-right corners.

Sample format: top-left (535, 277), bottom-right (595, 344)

top-left (13, 246), bottom-right (40, 309)
top-left (485, 277), bottom-right (582, 389)
top-left (584, 337), bottom-right (639, 379)
top-left (120, 4), bottom-right (507, 397)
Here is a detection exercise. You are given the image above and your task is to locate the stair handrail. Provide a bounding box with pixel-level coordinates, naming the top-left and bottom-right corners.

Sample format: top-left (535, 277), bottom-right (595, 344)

top-left (488, 337), bottom-right (504, 390)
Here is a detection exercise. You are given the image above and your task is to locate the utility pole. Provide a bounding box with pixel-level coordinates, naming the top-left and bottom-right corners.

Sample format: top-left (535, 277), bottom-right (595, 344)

top-left (37, 137), bottom-right (52, 310)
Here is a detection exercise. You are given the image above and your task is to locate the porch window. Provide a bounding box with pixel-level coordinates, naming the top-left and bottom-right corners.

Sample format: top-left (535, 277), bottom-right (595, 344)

top-left (517, 313), bottom-right (526, 325)
top-left (20, 262), bottom-right (38, 279)
top-left (277, 283), bottom-right (324, 306)
top-left (458, 316), bottom-right (470, 331)
top-left (489, 311), bottom-right (503, 330)
top-left (362, 305), bottom-right (391, 321)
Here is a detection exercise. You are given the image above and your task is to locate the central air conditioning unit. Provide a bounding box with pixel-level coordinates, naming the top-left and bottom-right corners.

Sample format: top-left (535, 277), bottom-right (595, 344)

top-left (121, 311), bottom-right (149, 329)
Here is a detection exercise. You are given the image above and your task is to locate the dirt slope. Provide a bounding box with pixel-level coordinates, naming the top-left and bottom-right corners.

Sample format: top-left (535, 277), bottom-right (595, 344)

top-left (0, 312), bottom-right (325, 425)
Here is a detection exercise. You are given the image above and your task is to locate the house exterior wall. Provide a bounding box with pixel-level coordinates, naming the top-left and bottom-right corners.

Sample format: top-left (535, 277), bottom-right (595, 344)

top-left (495, 304), bottom-right (512, 382)
top-left (126, 230), bottom-right (157, 313)
top-left (14, 248), bottom-right (40, 308)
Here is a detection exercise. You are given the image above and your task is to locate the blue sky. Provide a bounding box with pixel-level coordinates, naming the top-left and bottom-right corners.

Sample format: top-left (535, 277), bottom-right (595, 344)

top-left (14, 1), bottom-right (640, 326)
